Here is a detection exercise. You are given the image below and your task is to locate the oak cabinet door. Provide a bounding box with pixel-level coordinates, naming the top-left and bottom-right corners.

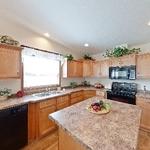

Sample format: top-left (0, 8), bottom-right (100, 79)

top-left (76, 61), bottom-right (83, 77)
top-left (0, 45), bottom-right (21, 78)
top-left (83, 60), bottom-right (93, 77)
top-left (62, 60), bottom-right (83, 78)
top-left (137, 54), bottom-right (150, 78)
top-left (83, 90), bottom-right (96, 100)
top-left (67, 61), bottom-right (76, 77)
top-left (136, 98), bottom-right (150, 131)
top-left (57, 95), bottom-right (70, 110)
top-left (39, 105), bottom-right (56, 138)
top-left (92, 61), bottom-right (101, 77)
top-left (109, 54), bottom-right (136, 67)
top-left (100, 60), bottom-right (109, 77)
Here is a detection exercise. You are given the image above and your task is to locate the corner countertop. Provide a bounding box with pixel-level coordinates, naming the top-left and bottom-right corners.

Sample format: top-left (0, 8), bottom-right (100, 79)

top-left (0, 87), bottom-right (106, 110)
top-left (49, 96), bottom-right (141, 150)
top-left (136, 90), bottom-right (150, 99)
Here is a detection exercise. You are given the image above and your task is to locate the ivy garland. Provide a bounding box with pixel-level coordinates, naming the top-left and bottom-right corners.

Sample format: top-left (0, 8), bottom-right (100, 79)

top-left (103, 47), bottom-right (141, 58)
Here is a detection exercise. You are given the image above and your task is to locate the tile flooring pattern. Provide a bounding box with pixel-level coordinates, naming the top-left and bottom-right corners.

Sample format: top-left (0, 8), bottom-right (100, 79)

top-left (23, 130), bottom-right (150, 150)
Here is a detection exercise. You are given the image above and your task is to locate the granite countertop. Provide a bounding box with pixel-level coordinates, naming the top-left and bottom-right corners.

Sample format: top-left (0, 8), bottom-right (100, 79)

top-left (136, 90), bottom-right (150, 99)
top-left (0, 87), bottom-right (106, 110)
top-left (49, 96), bottom-right (141, 150)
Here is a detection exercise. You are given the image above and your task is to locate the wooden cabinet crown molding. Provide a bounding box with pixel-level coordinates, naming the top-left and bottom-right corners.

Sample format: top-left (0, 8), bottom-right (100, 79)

top-left (0, 43), bottom-right (23, 51)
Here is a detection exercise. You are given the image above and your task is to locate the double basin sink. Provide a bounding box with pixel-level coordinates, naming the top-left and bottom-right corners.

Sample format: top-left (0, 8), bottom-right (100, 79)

top-left (33, 90), bottom-right (64, 98)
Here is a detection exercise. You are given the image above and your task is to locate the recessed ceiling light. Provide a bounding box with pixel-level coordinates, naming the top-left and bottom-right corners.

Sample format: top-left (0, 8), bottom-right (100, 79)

top-left (44, 33), bottom-right (50, 37)
top-left (84, 43), bottom-right (89, 47)
top-left (147, 21), bottom-right (150, 26)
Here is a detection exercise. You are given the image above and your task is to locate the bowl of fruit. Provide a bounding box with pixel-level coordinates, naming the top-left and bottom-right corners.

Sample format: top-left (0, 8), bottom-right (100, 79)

top-left (87, 100), bottom-right (111, 115)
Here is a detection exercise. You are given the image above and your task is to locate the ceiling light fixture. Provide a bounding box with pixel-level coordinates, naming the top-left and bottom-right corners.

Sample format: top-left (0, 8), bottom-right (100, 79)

top-left (44, 33), bottom-right (50, 37)
top-left (84, 43), bottom-right (89, 47)
top-left (147, 21), bottom-right (150, 26)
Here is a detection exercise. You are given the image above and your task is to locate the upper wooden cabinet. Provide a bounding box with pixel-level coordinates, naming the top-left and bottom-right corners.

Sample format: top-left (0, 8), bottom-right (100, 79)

top-left (83, 60), bottom-right (93, 77)
top-left (92, 61), bottom-right (101, 77)
top-left (109, 54), bottom-right (136, 67)
top-left (62, 59), bottom-right (83, 78)
top-left (137, 53), bottom-right (150, 79)
top-left (100, 59), bottom-right (110, 78)
top-left (0, 44), bottom-right (22, 78)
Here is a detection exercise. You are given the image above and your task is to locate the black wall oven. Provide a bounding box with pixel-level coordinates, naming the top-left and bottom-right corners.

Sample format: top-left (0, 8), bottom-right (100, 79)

top-left (109, 65), bottom-right (136, 80)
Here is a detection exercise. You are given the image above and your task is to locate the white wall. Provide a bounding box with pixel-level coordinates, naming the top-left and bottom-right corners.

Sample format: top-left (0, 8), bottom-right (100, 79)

top-left (0, 17), bottom-right (83, 93)
top-left (86, 43), bottom-right (150, 91)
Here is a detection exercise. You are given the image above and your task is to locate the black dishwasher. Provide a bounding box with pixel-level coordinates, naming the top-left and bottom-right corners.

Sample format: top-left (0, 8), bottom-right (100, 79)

top-left (0, 104), bottom-right (28, 150)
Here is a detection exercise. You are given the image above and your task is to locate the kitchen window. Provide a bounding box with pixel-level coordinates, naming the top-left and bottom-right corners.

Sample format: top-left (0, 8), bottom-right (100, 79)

top-left (22, 46), bottom-right (62, 88)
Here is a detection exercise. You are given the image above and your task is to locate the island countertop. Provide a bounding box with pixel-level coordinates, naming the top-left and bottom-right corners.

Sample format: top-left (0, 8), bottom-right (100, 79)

top-left (49, 97), bottom-right (141, 150)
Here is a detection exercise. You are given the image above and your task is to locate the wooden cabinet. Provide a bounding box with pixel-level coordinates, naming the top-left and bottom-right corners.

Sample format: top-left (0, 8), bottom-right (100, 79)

top-left (137, 53), bottom-right (150, 78)
top-left (136, 97), bottom-right (150, 132)
top-left (99, 59), bottom-right (109, 78)
top-left (109, 54), bottom-right (136, 67)
top-left (62, 59), bottom-right (83, 78)
top-left (39, 105), bottom-right (56, 138)
top-left (28, 98), bottom-right (57, 141)
top-left (83, 60), bottom-right (93, 77)
top-left (57, 95), bottom-right (70, 110)
top-left (92, 61), bottom-right (101, 77)
top-left (0, 44), bottom-right (22, 78)
top-left (83, 90), bottom-right (96, 100)
top-left (71, 91), bottom-right (83, 104)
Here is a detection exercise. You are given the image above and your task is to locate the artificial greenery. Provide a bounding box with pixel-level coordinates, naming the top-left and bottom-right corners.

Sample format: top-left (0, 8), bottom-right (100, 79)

top-left (83, 54), bottom-right (94, 60)
top-left (65, 54), bottom-right (74, 61)
top-left (0, 88), bottom-right (11, 96)
top-left (70, 82), bottom-right (77, 88)
top-left (103, 47), bottom-right (141, 58)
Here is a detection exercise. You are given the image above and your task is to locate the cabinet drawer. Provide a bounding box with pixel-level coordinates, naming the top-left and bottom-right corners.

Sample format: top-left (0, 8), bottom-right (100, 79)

top-left (71, 96), bottom-right (83, 104)
top-left (84, 90), bottom-right (96, 95)
top-left (57, 103), bottom-right (69, 110)
top-left (39, 98), bottom-right (56, 109)
top-left (57, 95), bottom-right (69, 105)
top-left (71, 91), bottom-right (83, 98)
top-left (84, 95), bottom-right (95, 99)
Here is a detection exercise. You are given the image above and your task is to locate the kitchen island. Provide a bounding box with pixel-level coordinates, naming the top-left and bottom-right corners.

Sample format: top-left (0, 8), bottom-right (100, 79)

top-left (49, 97), bottom-right (141, 150)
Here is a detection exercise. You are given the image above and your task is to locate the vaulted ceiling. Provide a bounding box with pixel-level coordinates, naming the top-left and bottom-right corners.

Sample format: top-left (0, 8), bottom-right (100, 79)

top-left (1, 0), bottom-right (150, 54)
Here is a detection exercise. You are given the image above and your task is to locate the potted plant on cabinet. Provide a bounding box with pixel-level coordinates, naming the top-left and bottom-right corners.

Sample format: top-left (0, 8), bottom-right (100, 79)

top-left (0, 88), bottom-right (11, 101)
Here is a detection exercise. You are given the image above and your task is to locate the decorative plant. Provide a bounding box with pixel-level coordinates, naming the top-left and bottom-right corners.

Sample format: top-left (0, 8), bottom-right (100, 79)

top-left (0, 35), bottom-right (19, 46)
top-left (70, 82), bottom-right (77, 88)
top-left (0, 88), bottom-right (11, 97)
top-left (83, 54), bottom-right (94, 60)
top-left (65, 54), bottom-right (74, 61)
top-left (103, 47), bottom-right (141, 58)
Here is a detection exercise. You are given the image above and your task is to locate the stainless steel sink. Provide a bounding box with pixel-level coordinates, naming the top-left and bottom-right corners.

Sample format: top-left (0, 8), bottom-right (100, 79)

top-left (33, 90), bottom-right (63, 97)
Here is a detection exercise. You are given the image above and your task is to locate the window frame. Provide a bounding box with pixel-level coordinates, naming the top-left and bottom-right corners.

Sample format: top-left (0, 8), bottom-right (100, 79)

top-left (21, 45), bottom-right (62, 93)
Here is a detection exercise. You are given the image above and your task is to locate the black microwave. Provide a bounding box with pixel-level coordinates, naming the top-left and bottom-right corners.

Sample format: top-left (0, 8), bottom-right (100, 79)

top-left (109, 66), bottom-right (136, 80)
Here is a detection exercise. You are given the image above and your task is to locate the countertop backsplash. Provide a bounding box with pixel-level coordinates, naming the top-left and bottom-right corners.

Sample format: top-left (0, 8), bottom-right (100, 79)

top-left (85, 78), bottom-right (150, 91)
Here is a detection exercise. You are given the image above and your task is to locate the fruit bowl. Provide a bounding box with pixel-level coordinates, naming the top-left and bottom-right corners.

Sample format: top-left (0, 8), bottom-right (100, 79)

top-left (87, 100), bottom-right (111, 115)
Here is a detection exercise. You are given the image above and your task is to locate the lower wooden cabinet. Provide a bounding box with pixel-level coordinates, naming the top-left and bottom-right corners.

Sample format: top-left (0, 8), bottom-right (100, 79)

top-left (57, 95), bottom-right (70, 110)
top-left (28, 98), bottom-right (57, 142)
top-left (71, 91), bottom-right (83, 104)
top-left (28, 95), bottom-right (70, 142)
top-left (38, 105), bottom-right (57, 138)
top-left (136, 97), bottom-right (150, 132)
top-left (83, 90), bottom-right (96, 100)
